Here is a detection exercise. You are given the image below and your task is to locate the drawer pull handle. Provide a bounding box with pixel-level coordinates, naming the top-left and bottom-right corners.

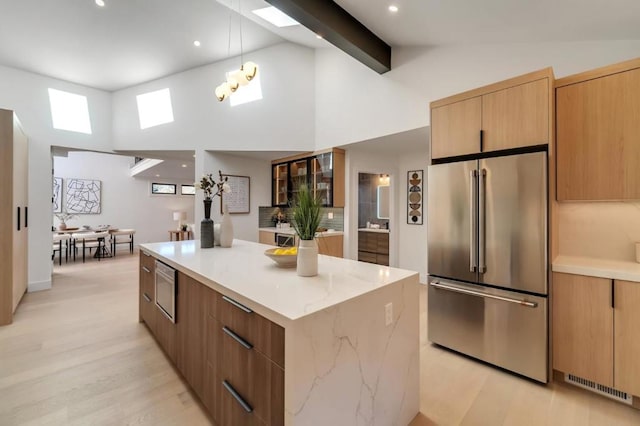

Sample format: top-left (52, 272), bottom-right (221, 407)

top-left (143, 293), bottom-right (151, 303)
top-left (430, 281), bottom-right (538, 308)
top-left (222, 295), bottom-right (253, 314)
top-left (222, 326), bottom-right (253, 350)
top-left (142, 266), bottom-right (151, 273)
top-left (222, 380), bottom-right (253, 413)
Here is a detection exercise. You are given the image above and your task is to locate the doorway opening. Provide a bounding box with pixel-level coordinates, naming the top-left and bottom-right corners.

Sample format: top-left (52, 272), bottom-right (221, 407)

top-left (357, 173), bottom-right (390, 266)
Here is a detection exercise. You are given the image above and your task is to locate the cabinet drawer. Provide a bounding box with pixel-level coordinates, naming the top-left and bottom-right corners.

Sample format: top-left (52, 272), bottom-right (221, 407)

top-left (140, 286), bottom-right (156, 333)
top-left (140, 250), bottom-right (155, 271)
top-left (215, 320), bottom-right (284, 426)
top-left (217, 293), bottom-right (285, 368)
top-left (376, 234), bottom-right (389, 255)
top-left (358, 251), bottom-right (377, 264)
top-left (377, 254), bottom-right (389, 266)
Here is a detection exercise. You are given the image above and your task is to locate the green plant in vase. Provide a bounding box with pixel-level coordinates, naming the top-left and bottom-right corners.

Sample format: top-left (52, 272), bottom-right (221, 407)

top-left (291, 184), bottom-right (321, 276)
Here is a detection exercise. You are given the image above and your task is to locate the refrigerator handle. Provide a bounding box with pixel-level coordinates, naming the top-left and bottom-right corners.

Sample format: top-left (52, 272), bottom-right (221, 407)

top-left (469, 170), bottom-right (477, 273)
top-left (478, 169), bottom-right (486, 273)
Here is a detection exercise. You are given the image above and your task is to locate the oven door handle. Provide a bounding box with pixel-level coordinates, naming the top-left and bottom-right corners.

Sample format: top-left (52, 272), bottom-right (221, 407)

top-left (430, 281), bottom-right (538, 308)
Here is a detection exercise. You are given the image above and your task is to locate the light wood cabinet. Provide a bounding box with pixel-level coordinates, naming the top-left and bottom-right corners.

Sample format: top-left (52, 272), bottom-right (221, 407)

top-left (556, 61), bottom-right (640, 201)
top-left (482, 78), bottom-right (549, 152)
top-left (551, 272), bottom-right (614, 386)
top-left (259, 231), bottom-right (276, 246)
top-left (139, 253), bottom-right (285, 425)
top-left (1, 109), bottom-right (29, 326)
top-left (553, 272), bottom-right (640, 396)
top-left (430, 69), bottom-right (553, 161)
top-left (317, 234), bottom-right (343, 258)
top-left (614, 280), bottom-right (640, 396)
top-left (431, 97), bottom-right (482, 159)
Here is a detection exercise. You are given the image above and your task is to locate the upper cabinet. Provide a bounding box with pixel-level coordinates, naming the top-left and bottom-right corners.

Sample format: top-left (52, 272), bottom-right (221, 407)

top-left (430, 69), bottom-right (553, 161)
top-left (556, 58), bottom-right (640, 201)
top-left (271, 148), bottom-right (345, 208)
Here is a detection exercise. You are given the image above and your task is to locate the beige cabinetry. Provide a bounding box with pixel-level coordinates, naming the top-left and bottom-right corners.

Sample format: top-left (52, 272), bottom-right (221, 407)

top-left (0, 109), bottom-right (28, 326)
top-left (552, 272), bottom-right (640, 396)
top-left (139, 253), bottom-right (285, 425)
top-left (430, 69), bottom-right (553, 161)
top-left (259, 231), bottom-right (276, 246)
top-left (317, 234), bottom-right (343, 258)
top-left (358, 231), bottom-right (389, 266)
top-left (556, 59), bottom-right (640, 201)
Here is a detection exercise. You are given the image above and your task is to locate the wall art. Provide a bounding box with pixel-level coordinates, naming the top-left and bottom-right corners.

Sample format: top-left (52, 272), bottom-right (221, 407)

top-left (53, 177), bottom-right (62, 213)
top-left (407, 170), bottom-right (423, 225)
top-left (66, 178), bottom-right (101, 214)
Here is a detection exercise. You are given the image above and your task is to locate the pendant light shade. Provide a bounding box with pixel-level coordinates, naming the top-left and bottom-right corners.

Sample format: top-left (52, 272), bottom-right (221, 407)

top-left (215, 82), bottom-right (232, 101)
top-left (242, 61), bottom-right (258, 82)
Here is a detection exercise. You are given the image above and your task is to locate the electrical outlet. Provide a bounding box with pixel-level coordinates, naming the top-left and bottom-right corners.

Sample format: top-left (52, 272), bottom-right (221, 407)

top-left (385, 302), bottom-right (393, 326)
top-left (328, 212), bottom-right (334, 219)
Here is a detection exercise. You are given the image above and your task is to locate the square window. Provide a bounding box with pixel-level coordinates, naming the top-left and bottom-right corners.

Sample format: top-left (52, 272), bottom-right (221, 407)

top-left (136, 88), bottom-right (174, 129)
top-left (181, 185), bottom-right (196, 195)
top-left (48, 88), bottom-right (92, 134)
top-left (230, 72), bottom-right (263, 107)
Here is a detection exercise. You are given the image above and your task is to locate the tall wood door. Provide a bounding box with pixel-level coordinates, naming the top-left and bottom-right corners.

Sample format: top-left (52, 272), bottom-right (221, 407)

top-left (552, 272), bottom-right (614, 386)
top-left (556, 67), bottom-right (640, 200)
top-left (431, 97), bottom-right (482, 159)
top-left (12, 115), bottom-right (28, 312)
top-left (482, 78), bottom-right (549, 152)
top-left (0, 110), bottom-right (14, 325)
top-left (614, 280), bottom-right (640, 395)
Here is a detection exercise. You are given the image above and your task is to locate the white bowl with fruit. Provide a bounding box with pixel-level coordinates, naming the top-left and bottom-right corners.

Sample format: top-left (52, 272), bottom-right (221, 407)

top-left (264, 247), bottom-right (298, 268)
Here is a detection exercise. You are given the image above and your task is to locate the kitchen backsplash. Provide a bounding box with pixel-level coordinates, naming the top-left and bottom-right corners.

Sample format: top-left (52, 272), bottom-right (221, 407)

top-left (258, 206), bottom-right (344, 231)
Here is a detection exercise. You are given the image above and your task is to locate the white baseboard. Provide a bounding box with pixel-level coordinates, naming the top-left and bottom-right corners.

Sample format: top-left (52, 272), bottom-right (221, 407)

top-left (28, 279), bottom-right (51, 292)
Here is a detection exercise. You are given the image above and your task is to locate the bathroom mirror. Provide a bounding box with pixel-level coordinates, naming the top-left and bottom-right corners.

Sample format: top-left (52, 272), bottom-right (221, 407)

top-left (377, 185), bottom-right (389, 219)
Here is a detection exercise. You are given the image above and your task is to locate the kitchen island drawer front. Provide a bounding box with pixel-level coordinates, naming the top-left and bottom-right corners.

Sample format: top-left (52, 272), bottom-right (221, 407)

top-left (216, 319), bottom-right (284, 426)
top-left (139, 252), bottom-right (156, 331)
top-left (217, 293), bottom-right (285, 368)
top-left (428, 278), bottom-right (547, 383)
top-left (140, 250), bottom-right (155, 271)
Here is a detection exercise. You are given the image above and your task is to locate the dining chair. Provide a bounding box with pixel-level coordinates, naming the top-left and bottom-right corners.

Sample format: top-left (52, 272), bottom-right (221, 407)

top-left (109, 229), bottom-right (135, 256)
top-left (52, 234), bottom-right (71, 265)
top-left (72, 231), bottom-right (109, 263)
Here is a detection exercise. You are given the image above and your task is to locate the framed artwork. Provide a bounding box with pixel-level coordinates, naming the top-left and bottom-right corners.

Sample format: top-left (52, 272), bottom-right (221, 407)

top-left (151, 183), bottom-right (177, 195)
top-left (67, 178), bottom-right (101, 214)
top-left (181, 184), bottom-right (195, 195)
top-left (53, 177), bottom-right (62, 213)
top-left (221, 175), bottom-right (250, 214)
top-left (407, 170), bottom-right (423, 225)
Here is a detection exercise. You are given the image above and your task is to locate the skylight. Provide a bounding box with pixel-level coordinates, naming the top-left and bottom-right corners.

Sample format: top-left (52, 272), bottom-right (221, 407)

top-left (230, 72), bottom-right (263, 107)
top-left (136, 88), bottom-right (174, 129)
top-left (48, 89), bottom-right (92, 134)
top-left (252, 6), bottom-right (299, 28)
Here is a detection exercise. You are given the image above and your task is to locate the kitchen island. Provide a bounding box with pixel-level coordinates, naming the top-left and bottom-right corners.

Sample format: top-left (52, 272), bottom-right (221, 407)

top-left (139, 239), bottom-right (419, 426)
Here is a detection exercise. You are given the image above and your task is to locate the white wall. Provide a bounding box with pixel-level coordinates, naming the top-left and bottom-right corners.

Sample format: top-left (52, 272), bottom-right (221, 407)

top-left (112, 43), bottom-right (316, 153)
top-left (197, 152), bottom-right (272, 243)
top-left (54, 151), bottom-right (195, 246)
top-left (314, 40), bottom-right (640, 149)
top-left (0, 64), bottom-right (113, 291)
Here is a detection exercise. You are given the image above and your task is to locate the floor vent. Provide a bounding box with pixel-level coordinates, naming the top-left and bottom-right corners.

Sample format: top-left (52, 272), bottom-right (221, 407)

top-left (565, 373), bottom-right (633, 405)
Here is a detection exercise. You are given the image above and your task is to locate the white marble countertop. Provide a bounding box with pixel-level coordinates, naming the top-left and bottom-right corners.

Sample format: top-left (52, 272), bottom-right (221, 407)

top-left (140, 239), bottom-right (416, 325)
top-left (259, 227), bottom-right (344, 237)
top-left (553, 255), bottom-right (640, 282)
top-left (358, 228), bottom-right (390, 233)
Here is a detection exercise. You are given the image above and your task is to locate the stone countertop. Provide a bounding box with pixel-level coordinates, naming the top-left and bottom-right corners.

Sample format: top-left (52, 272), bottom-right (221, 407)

top-left (139, 239), bottom-right (416, 325)
top-left (258, 227), bottom-right (344, 237)
top-left (358, 228), bottom-right (390, 233)
top-left (553, 255), bottom-right (640, 282)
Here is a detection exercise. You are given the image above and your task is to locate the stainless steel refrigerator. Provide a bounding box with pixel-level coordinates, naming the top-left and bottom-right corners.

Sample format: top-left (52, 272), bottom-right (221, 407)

top-left (427, 151), bottom-right (548, 383)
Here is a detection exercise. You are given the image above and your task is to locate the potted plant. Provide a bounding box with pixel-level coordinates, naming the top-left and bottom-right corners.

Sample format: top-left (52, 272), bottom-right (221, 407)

top-left (54, 211), bottom-right (76, 230)
top-left (194, 171), bottom-right (231, 248)
top-left (291, 184), bottom-right (321, 276)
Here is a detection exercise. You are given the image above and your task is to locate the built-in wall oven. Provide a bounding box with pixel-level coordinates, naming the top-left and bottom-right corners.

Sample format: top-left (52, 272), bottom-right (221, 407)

top-left (155, 260), bottom-right (176, 323)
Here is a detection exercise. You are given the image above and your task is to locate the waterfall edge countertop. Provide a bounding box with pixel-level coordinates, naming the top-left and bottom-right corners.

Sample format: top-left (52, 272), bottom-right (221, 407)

top-left (140, 239), bottom-right (416, 326)
top-left (553, 255), bottom-right (640, 282)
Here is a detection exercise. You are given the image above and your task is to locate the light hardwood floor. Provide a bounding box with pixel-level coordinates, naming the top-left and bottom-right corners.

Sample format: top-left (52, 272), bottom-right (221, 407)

top-left (1, 252), bottom-right (640, 425)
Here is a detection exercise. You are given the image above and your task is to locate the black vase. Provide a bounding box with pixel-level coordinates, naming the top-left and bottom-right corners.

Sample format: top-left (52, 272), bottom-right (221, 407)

top-left (201, 199), bottom-right (214, 248)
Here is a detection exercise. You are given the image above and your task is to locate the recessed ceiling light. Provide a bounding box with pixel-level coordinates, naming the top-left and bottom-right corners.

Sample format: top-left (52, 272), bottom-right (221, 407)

top-left (155, 174), bottom-right (160, 177)
top-left (181, 164), bottom-right (187, 168)
top-left (193, 40), bottom-right (201, 47)
top-left (388, 5), bottom-right (398, 12)
top-left (316, 34), bottom-right (323, 39)
top-left (95, 0), bottom-right (105, 7)
top-left (252, 6), bottom-right (299, 27)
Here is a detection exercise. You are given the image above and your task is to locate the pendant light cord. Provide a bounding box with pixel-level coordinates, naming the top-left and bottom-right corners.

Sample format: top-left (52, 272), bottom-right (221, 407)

top-left (238, 0), bottom-right (244, 65)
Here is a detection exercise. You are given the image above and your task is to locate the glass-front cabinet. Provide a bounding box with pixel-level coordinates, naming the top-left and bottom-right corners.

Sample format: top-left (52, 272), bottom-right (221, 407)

top-left (271, 148), bottom-right (344, 208)
top-left (272, 163), bottom-right (289, 206)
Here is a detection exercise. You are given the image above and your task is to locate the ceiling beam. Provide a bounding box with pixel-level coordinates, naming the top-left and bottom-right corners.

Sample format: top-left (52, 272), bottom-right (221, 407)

top-left (264, 0), bottom-right (391, 74)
